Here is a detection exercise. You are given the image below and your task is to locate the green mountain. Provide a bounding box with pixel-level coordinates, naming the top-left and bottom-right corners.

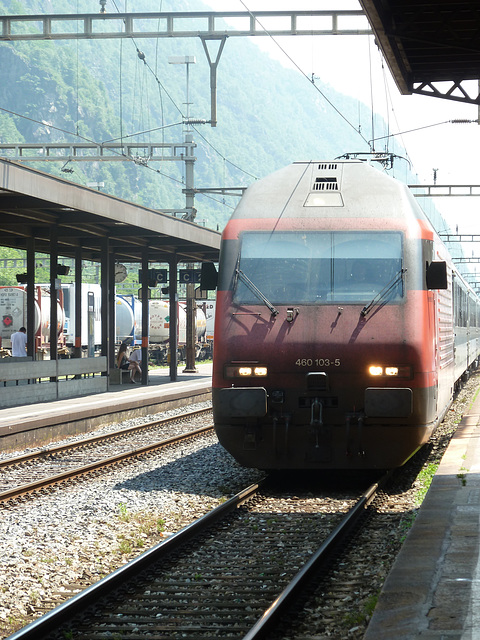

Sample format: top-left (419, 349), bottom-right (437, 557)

top-left (0, 0), bottom-right (465, 281)
top-left (0, 0), bottom-right (403, 232)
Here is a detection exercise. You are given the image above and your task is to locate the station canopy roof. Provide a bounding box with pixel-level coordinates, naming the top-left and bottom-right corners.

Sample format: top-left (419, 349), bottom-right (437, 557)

top-left (359, 0), bottom-right (480, 105)
top-left (0, 159), bottom-right (220, 264)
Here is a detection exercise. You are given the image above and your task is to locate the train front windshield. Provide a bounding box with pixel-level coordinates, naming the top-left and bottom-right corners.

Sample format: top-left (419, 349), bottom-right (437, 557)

top-left (234, 231), bottom-right (403, 305)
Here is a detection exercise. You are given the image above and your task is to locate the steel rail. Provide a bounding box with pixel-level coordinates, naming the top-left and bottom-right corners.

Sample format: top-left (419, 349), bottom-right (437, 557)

top-left (6, 476), bottom-right (386, 640)
top-left (0, 406), bottom-right (212, 469)
top-left (6, 482), bottom-right (262, 640)
top-left (0, 424), bottom-right (213, 503)
top-left (242, 475), bottom-right (387, 640)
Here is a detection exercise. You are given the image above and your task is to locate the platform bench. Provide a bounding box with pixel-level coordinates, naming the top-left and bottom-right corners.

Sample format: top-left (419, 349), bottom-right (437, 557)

top-left (110, 368), bottom-right (132, 385)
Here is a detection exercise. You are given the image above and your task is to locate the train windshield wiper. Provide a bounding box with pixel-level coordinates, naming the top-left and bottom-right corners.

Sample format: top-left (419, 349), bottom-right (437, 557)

top-left (236, 268), bottom-right (279, 317)
top-left (361, 268), bottom-right (407, 317)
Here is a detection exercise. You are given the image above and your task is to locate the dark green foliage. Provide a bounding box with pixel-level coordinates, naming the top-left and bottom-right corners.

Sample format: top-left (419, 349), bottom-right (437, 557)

top-left (0, 1), bottom-right (456, 284)
top-left (0, 0), bottom-right (386, 234)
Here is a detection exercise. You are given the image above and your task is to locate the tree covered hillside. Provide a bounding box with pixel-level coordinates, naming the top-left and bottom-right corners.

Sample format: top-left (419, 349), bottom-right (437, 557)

top-left (0, 0), bottom-right (405, 232)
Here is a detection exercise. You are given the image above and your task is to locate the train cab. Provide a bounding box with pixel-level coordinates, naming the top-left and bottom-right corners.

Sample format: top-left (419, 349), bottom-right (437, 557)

top-left (208, 161), bottom-right (480, 470)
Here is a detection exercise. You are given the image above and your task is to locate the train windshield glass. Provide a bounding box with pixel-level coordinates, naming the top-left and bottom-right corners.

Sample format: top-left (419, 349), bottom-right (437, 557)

top-left (235, 231), bottom-right (403, 305)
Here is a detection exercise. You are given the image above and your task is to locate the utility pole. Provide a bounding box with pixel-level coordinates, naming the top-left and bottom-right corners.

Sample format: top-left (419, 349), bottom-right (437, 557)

top-left (168, 56), bottom-right (198, 373)
top-left (168, 56), bottom-right (197, 223)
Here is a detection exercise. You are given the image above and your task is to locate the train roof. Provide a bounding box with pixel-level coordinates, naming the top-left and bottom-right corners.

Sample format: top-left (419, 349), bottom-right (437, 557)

top-left (229, 160), bottom-right (426, 225)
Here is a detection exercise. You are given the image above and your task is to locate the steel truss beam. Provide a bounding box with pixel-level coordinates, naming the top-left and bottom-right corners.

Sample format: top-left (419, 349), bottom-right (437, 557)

top-left (2, 9), bottom-right (479, 106)
top-left (439, 235), bottom-right (480, 242)
top-left (0, 11), bottom-right (370, 41)
top-left (0, 10), bottom-right (371, 124)
top-left (409, 184), bottom-right (480, 196)
top-left (0, 142), bottom-right (195, 163)
top-left (411, 81), bottom-right (480, 106)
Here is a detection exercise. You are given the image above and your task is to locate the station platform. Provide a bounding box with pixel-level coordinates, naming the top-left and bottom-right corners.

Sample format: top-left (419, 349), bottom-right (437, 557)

top-left (0, 363), bottom-right (212, 452)
top-left (364, 390), bottom-right (480, 639)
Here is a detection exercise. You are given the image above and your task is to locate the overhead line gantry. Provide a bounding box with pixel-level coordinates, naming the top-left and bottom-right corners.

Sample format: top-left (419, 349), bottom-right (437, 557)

top-left (0, 9), bottom-right (370, 129)
top-left (0, 11), bottom-right (370, 41)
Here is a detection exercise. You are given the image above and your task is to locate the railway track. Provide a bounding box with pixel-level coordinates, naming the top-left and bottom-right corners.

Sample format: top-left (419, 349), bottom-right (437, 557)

top-left (0, 407), bottom-right (213, 504)
top-left (3, 378), bottom-right (478, 640)
top-left (8, 475), bottom-right (384, 640)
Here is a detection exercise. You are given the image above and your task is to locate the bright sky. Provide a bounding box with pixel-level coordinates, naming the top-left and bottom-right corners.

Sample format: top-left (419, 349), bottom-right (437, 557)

top-left (202, 0), bottom-right (480, 239)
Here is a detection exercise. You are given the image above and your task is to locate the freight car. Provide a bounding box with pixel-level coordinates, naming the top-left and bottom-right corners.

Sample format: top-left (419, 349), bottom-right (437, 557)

top-left (209, 160), bottom-right (480, 470)
top-left (0, 285), bottom-right (64, 352)
top-left (1, 284), bottom-right (209, 361)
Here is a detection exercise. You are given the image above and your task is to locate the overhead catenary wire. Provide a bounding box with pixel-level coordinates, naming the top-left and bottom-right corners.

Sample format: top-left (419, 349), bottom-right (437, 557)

top-left (3, 0), bottom-right (372, 204)
top-left (93, 1), bottom-right (248, 200)
top-left (380, 57), bottom-right (391, 155)
top-left (107, 0), bottom-right (186, 186)
top-left (368, 119), bottom-right (479, 146)
top-left (5, 1), bottom-right (424, 210)
top-left (231, 0), bottom-right (458, 188)
top-left (106, 1), bottom-right (257, 192)
top-left (0, 100), bottom-right (248, 207)
top-left (191, 125), bottom-right (259, 181)
top-left (236, 0), bottom-right (370, 148)
top-left (155, 0), bottom-right (166, 153)
top-left (103, 122), bottom-right (184, 144)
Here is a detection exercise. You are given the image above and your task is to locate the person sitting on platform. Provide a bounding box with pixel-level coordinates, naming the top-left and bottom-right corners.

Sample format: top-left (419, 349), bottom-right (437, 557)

top-left (116, 343), bottom-right (140, 384)
top-left (128, 347), bottom-right (142, 382)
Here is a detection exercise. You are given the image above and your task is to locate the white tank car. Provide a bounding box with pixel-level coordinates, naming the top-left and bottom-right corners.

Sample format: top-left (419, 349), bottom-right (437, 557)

top-left (149, 299), bottom-right (170, 343)
top-left (0, 287), bottom-right (40, 344)
top-left (195, 304), bottom-right (207, 340)
top-left (62, 283), bottom-right (102, 348)
top-left (149, 300), bottom-right (207, 344)
top-left (63, 288), bottom-right (138, 347)
top-left (197, 301), bottom-right (215, 340)
top-left (178, 302), bottom-right (207, 343)
top-left (115, 295), bottom-right (136, 344)
top-left (0, 286), bottom-right (64, 348)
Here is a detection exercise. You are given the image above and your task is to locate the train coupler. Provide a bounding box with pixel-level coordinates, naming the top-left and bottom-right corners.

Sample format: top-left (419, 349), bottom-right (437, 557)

top-left (310, 398), bottom-right (323, 426)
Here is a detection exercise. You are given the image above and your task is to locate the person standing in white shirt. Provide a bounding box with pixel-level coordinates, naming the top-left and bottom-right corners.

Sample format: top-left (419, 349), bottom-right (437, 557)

top-left (11, 327), bottom-right (27, 357)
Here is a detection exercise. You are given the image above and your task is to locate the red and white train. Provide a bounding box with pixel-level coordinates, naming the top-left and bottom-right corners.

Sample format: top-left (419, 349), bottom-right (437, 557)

top-left (209, 160), bottom-right (480, 470)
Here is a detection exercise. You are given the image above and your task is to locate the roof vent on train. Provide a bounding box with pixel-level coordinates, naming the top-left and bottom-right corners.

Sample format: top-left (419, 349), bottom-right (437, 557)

top-left (304, 170), bottom-right (343, 207)
top-left (313, 177), bottom-right (338, 192)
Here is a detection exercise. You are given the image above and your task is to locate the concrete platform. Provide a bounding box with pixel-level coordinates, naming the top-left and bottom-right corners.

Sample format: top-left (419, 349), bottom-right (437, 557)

top-left (364, 391), bottom-right (480, 639)
top-left (0, 364), bottom-right (212, 451)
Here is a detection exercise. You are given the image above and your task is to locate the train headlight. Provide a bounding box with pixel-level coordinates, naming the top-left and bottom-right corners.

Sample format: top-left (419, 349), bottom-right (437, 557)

top-left (225, 365), bottom-right (269, 379)
top-left (368, 365), bottom-right (411, 378)
top-left (369, 366), bottom-right (383, 376)
top-left (239, 367), bottom-right (252, 376)
top-left (385, 367), bottom-right (399, 376)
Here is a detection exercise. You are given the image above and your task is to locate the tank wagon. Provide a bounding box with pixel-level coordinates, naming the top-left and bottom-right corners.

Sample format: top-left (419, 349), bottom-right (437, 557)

top-left (210, 160), bottom-right (480, 470)
top-left (0, 286), bottom-right (64, 352)
top-left (1, 284), bottom-right (209, 361)
top-left (64, 290), bottom-right (207, 360)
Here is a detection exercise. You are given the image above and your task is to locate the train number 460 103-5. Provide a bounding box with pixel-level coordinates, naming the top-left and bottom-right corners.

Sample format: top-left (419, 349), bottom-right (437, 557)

top-left (295, 358), bottom-right (341, 367)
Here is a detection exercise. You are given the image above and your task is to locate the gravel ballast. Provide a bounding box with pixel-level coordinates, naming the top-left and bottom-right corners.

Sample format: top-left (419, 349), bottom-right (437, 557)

top-left (0, 402), bottom-right (263, 638)
top-left (1, 377), bottom-right (478, 639)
